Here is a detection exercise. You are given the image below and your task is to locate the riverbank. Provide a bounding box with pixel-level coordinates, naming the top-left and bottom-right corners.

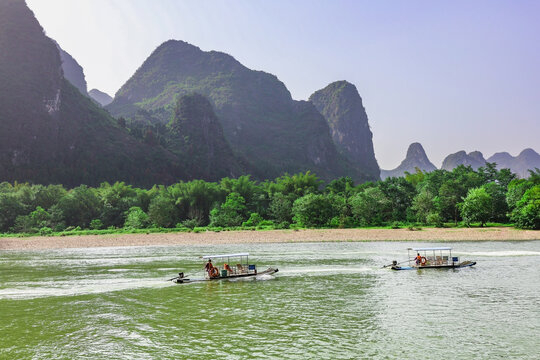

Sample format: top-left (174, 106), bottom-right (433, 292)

top-left (1, 227), bottom-right (539, 250)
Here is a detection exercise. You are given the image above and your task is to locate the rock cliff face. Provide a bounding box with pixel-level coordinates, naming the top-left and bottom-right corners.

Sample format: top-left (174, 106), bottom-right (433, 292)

top-left (166, 93), bottom-right (247, 180)
top-left (380, 142), bottom-right (436, 179)
top-left (89, 89), bottom-right (113, 106)
top-left (56, 43), bottom-right (87, 95)
top-left (309, 81), bottom-right (379, 181)
top-left (107, 40), bottom-right (371, 182)
top-left (487, 148), bottom-right (540, 178)
top-left (0, 0), bottom-right (183, 187)
top-left (441, 150), bottom-right (486, 171)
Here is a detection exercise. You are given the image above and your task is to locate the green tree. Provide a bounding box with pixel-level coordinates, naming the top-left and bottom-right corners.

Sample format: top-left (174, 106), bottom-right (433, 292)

top-left (98, 182), bottom-right (139, 228)
top-left (460, 187), bottom-right (492, 226)
top-left (266, 172), bottom-right (322, 199)
top-left (148, 195), bottom-right (179, 228)
top-left (268, 192), bottom-right (293, 225)
top-left (350, 187), bottom-right (391, 226)
top-left (482, 182), bottom-right (508, 223)
top-left (0, 193), bottom-right (26, 232)
top-left (55, 185), bottom-right (102, 228)
top-left (438, 180), bottom-right (463, 224)
top-left (124, 206), bottom-right (150, 229)
top-left (242, 212), bottom-right (264, 227)
top-left (172, 180), bottom-right (224, 225)
top-left (292, 193), bottom-right (341, 227)
top-left (506, 179), bottom-right (533, 211)
top-left (209, 192), bottom-right (247, 227)
top-left (220, 175), bottom-right (262, 214)
top-left (510, 185), bottom-right (540, 229)
top-left (325, 177), bottom-right (355, 197)
top-left (404, 168), bottom-right (426, 188)
top-left (377, 177), bottom-right (415, 221)
top-left (411, 188), bottom-right (437, 224)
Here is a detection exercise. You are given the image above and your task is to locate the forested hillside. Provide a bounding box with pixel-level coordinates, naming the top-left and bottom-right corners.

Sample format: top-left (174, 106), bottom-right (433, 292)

top-left (0, 0), bottom-right (184, 187)
top-left (108, 40), bottom-right (375, 182)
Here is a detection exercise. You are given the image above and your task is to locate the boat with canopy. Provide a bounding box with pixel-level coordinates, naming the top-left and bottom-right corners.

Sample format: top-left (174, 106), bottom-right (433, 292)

top-left (170, 252), bottom-right (278, 283)
top-left (386, 247), bottom-right (476, 270)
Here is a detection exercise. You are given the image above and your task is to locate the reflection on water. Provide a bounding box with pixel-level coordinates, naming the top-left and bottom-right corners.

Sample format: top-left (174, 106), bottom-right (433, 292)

top-left (1, 241), bottom-right (539, 359)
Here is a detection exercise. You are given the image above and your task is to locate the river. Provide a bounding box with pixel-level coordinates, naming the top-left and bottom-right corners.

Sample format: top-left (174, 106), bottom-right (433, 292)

top-left (1, 241), bottom-right (539, 359)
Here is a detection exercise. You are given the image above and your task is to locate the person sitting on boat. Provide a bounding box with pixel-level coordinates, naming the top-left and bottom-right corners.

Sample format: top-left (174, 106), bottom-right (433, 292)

top-left (415, 253), bottom-right (422, 265)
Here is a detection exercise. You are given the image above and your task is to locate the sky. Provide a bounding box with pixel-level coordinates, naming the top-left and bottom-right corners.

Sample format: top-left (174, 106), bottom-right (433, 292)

top-left (26, 0), bottom-right (539, 169)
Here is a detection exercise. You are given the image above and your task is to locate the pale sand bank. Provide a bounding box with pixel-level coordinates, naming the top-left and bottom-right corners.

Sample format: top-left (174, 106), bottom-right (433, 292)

top-left (0, 227), bottom-right (539, 250)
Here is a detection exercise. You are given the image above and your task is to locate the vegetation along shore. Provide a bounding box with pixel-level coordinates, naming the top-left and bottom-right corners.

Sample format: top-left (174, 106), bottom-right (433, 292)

top-left (0, 163), bottom-right (538, 249)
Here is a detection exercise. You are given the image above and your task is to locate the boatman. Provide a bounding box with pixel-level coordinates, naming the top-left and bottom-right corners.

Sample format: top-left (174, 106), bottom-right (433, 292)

top-left (416, 253), bottom-right (422, 265)
top-left (205, 259), bottom-right (213, 274)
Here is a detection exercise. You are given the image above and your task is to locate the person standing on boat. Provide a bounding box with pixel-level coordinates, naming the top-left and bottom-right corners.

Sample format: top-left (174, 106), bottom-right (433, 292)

top-left (205, 259), bottom-right (213, 275)
top-left (415, 253), bottom-right (422, 265)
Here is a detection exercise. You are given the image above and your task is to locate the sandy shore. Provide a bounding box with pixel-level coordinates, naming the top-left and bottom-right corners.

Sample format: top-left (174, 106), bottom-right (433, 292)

top-left (0, 227), bottom-right (539, 250)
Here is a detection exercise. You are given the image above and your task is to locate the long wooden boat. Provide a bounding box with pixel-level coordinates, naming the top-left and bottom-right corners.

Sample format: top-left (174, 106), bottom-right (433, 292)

top-left (170, 253), bottom-right (279, 284)
top-left (388, 247), bottom-right (476, 271)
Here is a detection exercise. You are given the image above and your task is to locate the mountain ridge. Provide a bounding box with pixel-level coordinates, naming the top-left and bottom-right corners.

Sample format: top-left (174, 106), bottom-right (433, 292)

top-left (107, 40), bottom-right (374, 182)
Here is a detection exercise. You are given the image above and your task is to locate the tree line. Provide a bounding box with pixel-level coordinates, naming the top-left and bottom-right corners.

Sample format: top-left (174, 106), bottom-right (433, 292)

top-left (0, 164), bottom-right (539, 235)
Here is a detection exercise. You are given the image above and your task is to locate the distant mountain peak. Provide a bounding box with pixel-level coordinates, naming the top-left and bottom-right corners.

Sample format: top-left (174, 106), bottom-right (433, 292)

top-left (486, 148), bottom-right (540, 178)
top-left (380, 142), bottom-right (436, 179)
top-left (406, 142), bottom-right (429, 159)
top-left (88, 89), bottom-right (113, 107)
top-left (518, 148), bottom-right (539, 157)
top-left (441, 150), bottom-right (486, 171)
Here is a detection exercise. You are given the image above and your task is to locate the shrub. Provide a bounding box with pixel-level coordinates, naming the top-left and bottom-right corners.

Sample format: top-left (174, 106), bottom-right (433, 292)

top-left (209, 193), bottom-right (247, 227)
top-left (124, 207), bottom-right (150, 229)
top-left (181, 218), bottom-right (202, 229)
top-left (426, 213), bottom-right (443, 227)
top-left (39, 227), bottom-right (53, 236)
top-left (242, 213), bottom-right (263, 227)
top-left (329, 216), bottom-right (340, 228)
top-left (511, 185), bottom-right (540, 229)
top-left (292, 194), bottom-right (341, 227)
top-left (256, 220), bottom-right (274, 229)
top-left (90, 219), bottom-right (103, 230)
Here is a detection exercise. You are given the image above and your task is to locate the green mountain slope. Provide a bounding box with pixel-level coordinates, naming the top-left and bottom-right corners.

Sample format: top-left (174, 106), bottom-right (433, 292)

top-left (108, 40), bottom-right (367, 181)
top-left (166, 93), bottom-right (248, 180)
top-left (0, 0), bottom-right (184, 187)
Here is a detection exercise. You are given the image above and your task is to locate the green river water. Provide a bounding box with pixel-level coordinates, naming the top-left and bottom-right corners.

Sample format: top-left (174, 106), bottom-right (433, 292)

top-left (1, 240), bottom-right (539, 359)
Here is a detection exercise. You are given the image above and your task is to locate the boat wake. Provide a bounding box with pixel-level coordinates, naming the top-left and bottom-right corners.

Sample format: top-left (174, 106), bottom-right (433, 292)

top-left (0, 277), bottom-right (173, 300)
top-left (459, 250), bottom-right (540, 257)
top-left (256, 274), bottom-right (275, 281)
top-left (278, 266), bottom-right (373, 277)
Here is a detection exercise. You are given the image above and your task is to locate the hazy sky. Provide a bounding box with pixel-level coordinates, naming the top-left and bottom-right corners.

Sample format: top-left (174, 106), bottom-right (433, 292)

top-left (26, 0), bottom-right (539, 169)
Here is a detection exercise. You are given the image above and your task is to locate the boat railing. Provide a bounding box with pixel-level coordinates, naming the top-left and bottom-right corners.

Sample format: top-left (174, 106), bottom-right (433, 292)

top-left (407, 248), bottom-right (453, 267)
top-left (208, 264), bottom-right (257, 277)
